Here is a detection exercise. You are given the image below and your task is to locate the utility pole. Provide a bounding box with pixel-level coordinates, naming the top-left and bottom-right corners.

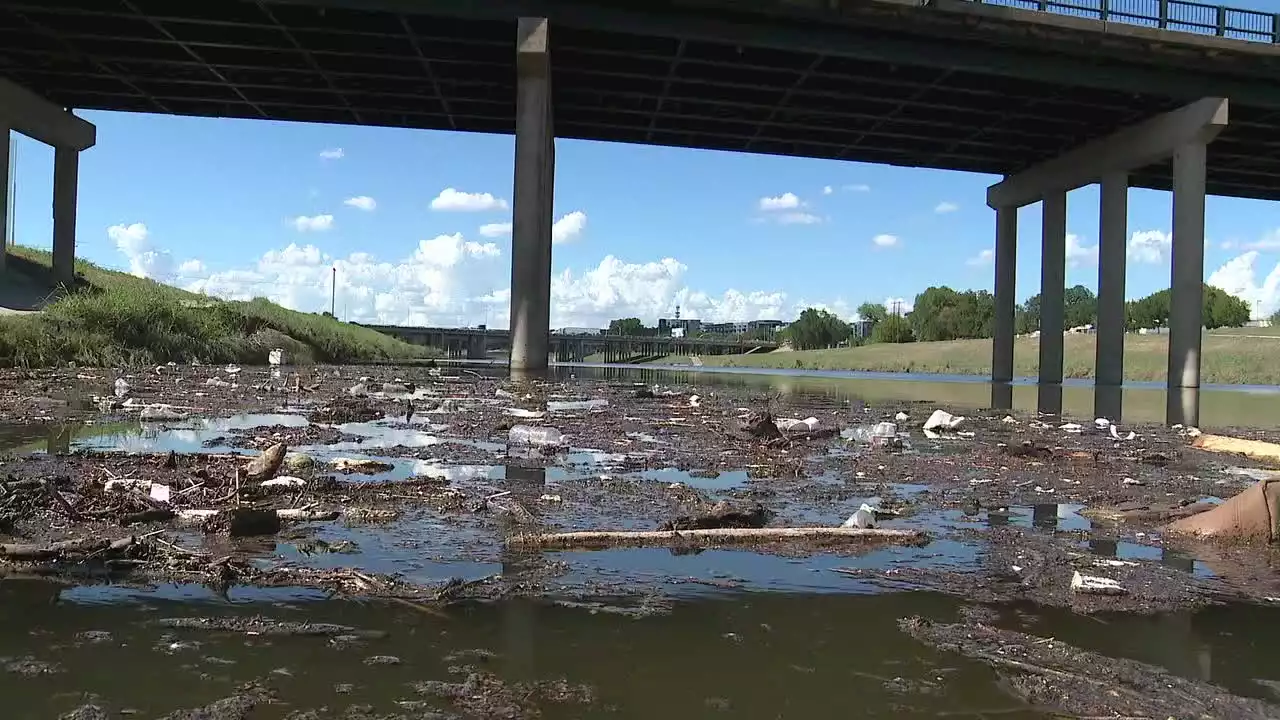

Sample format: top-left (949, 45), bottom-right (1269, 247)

top-left (330, 266), bottom-right (336, 318)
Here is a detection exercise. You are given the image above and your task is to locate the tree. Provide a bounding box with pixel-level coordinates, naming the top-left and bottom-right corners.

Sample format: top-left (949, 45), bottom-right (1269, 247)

top-left (783, 308), bottom-right (852, 350)
top-left (871, 314), bottom-right (914, 343)
top-left (1204, 285), bottom-right (1251, 328)
top-left (608, 318), bottom-right (647, 336)
top-left (856, 301), bottom-right (888, 326)
top-left (909, 286), bottom-right (994, 342)
top-left (1018, 286), bottom-right (1096, 333)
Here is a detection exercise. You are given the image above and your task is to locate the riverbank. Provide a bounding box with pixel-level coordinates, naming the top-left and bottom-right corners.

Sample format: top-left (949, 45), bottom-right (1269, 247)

top-left (651, 331), bottom-right (1280, 385)
top-left (0, 247), bottom-right (434, 367)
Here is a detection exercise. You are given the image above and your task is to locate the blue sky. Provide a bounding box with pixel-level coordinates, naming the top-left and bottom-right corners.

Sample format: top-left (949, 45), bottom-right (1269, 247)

top-left (8, 108), bottom-right (1280, 328)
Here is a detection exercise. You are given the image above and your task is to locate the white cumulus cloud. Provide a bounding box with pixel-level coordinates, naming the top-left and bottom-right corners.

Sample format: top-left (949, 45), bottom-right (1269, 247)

top-left (967, 248), bottom-right (994, 266)
top-left (319, 148), bottom-right (344, 160)
top-left (1207, 251), bottom-right (1280, 319)
top-left (107, 222), bottom-right (203, 282)
top-left (1066, 233), bottom-right (1097, 267)
top-left (479, 222), bottom-right (513, 238)
top-left (293, 214), bottom-right (334, 232)
top-left (343, 196), bottom-right (376, 211)
top-left (822, 185), bottom-right (834, 195)
top-left (777, 212), bottom-right (822, 225)
top-left (758, 192), bottom-right (801, 211)
top-left (430, 188), bottom-right (508, 212)
top-left (934, 201), bottom-right (959, 214)
top-left (872, 233), bottom-right (899, 248)
top-left (552, 211), bottom-right (587, 244)
top-left (844, 183), bottom-right (871, 193)
top-left (1127, 229), bottom-right (1171, 264)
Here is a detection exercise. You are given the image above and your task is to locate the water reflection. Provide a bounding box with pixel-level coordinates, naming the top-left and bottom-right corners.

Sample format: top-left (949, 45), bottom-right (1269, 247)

top-left (557, 364), bottom-right (1280, 429)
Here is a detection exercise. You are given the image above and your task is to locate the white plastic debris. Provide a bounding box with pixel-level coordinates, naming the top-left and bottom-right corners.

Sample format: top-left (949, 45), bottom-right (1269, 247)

top-left (140, 404), bottom-right (188, 422)
top-left (1109, 424), bottom-right (1136, 441)
top-left (261, 476), bottom-right (307, 488)
top-left (508, 424), bottom-right (565, 447)
top-left (776, 416), bottom-right (819, 432)
top-left (205, 377), bottom-right (233, 388)
top-left (1122, 477), bottom-right (1143, 486)
top-left (149, 483), bottom-right (171, 504)
top-left (268, 348), bottom-right (284, 366)
top-left (1060, 423), bottom-right (1083, 433)
top-left (1094, 418), bottom-right (1111, 429)
top-left (688, 395), bottom-right (701, 408)
top-left (113, 378), bottom-right (130, 398)
top-left (104, 478), bottom-right (153, 493)
top-left (496, 388), bottom-right (516, 400)
top-left (539, 494), bottom-right (563, 503)
top-left (923, 409), bottom-right (964, 431)
top-left (1070, 571), bottom-right (1127, 595)
top-left (894, 411), bottom-right (909, 421)
top-left (224, 364), bottom-right (242, 375)
top-left (841, 503), bottom-right (879, 529)
top-left (506, 408), bottom-right (545, 419)
top-left (1001, 415), bottom-right (1018, 424)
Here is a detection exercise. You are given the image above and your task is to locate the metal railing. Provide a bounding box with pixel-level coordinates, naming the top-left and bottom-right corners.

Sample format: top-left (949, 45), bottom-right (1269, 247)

top-left (963, 0), bottom-right (1280, 43)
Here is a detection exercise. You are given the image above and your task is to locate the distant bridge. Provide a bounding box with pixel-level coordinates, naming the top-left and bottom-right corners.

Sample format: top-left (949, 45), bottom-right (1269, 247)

top-left (362, 324), bottom-right (778, 362)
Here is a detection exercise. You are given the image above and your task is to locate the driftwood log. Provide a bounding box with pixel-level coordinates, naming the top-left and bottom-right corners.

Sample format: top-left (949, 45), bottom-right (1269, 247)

top-left (506, 526), bottom-right (927, 551)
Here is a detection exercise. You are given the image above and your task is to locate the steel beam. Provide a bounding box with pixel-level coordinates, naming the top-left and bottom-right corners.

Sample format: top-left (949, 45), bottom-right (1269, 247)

top-left (259, 0), bottom-right (1280, 109)
top-left (0, 78), bottom-right (96, 150)
top-left (987, 97), bottom-right (1228, 208)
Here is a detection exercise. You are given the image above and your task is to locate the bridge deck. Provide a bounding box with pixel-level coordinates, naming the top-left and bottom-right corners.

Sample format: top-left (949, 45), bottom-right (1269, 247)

top-left (4, 0), bottom-right (1280, 198)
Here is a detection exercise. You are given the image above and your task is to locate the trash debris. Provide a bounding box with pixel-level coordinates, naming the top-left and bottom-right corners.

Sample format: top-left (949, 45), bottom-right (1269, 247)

top-left (328, 457), bottom-right (395, 474)
top-left (775, 416), bottom-right (819, 432)
top-left (922, 409), bottom-right (964, 432)
top-left (113, 378), bottom-right (130, 398)
top-left (508, 424), bottom-right (565, 448)
top-left (507, 526), bottom-right (927, 550)
top-left (224, 364), bottom-right (242, 375)
top-left (140, 404), bottom-right (188, 422)
top-left (894, 411), bottom-right (909, 421)
top-left (1070, 570), bottom-right (1126, 595)
top-left (1167, 479), bottom-right (1280, 542)
top-left (688, 394), bottom-right (701, 408)
top-left (841, 503), bottom-right (878, 529)
top-left (148, 483), bottom-right (171, 504)
top-left (268, 348), bottom-right (284, 366)
top-left (1192, 434), bottom-right (1280, 466)
top-left (1060, 423), bottom-right (1083, 433)
top-left (1109, 424), bottom-right (1136, 441)
top-left (261, 476), bottom-right (307, 488)
top-left (740, 411), bottom-right (783, 440)
top-left (660, 501), bottom-right (770, 531)
top-left (245, 443), bottom-right (287, 481)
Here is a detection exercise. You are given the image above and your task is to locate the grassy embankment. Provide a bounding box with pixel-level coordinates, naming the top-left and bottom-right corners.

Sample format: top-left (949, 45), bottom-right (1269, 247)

top-left (650, 328), bottom-right (1280, 385)
top-left (0, 247), bottom-right (435, 367)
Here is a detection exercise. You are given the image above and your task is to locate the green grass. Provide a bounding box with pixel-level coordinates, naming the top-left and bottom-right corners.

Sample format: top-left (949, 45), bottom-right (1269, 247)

top-left (651, 331), bottom-right (1280, 385)
top-left (0, 246), bottom-right (436, 368)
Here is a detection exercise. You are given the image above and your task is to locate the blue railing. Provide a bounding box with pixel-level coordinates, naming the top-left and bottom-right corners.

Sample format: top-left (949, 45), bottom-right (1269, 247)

top-left (963, 0), bottom-right (1280, 43)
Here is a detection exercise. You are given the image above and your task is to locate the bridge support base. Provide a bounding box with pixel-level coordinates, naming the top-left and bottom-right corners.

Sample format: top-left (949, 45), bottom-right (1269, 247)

top-left (508, 17), bottom-right (554, 374)
top-left (0, 124), bottom-right (9, 274)
top-left (985, 97), bottom-right (1226, 426)
top-left (52, 146), bottom-right (78, 288)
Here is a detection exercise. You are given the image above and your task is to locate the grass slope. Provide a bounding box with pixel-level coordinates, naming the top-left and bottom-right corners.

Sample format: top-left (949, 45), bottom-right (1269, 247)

top-left (0, 247), bottom-right (434, 367)
top-left (654, 332), bottom-right (1280, 385)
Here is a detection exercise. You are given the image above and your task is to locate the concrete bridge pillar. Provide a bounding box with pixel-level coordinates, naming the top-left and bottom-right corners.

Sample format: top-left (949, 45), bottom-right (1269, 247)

top-left (508, 18), bottom-right (555, 374)
top-left (1038, 190), bottom-right (1067, 415)
top-left (467, 333), bottom-right (487, 360)
top-left (0, 124), bottom-right (8, 274)
top-left (52, 146), bottom-right (79, 288)
top-left (1095, 173), bottom-right (1129, 421)
top-left (990, 204), bottom-right (1017, 409)
top-left (986, 97), bottom-right (1227, 426)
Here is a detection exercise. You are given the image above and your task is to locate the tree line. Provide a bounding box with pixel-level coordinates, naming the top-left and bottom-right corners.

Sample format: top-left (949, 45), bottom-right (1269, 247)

top-left (777, 284), bottom-right (1251, 350)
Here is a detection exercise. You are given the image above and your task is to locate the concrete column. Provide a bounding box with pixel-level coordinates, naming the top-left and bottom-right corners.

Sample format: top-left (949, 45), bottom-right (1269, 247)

top-left (1167, 141), bottom-right (1207, 427)
top-left (1095, 173), bottom-right (1128, 421)
top-left (991, 203), bottom-right (1017, 409)
top-left (0, 124), bottom-right (9, 273)
top-left (51, 145), bottom-right (78, 288)
top-left (508, 17), bottom-right (554, 374)
top-left (1038, 191), bottom-right (1067, 414)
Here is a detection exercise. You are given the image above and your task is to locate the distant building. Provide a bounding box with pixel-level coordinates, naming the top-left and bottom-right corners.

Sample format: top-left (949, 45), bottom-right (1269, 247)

top-left (556, 327), bottom-right (604, 335)
top-left (851, 319), bottom-right (873, 338)
top-left (658, 317), bottom-right (702, 336)
top-left (702, 319), bottom-right (786, 336)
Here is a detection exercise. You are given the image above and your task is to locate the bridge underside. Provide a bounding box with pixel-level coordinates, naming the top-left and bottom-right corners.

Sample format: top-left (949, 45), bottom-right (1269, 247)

top-left (4, 0), bottom-right (1280, 198)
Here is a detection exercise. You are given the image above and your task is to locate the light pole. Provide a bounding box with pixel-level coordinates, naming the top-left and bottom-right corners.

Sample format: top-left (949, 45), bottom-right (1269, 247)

top-left (330, 266), bottom-right (337, 318)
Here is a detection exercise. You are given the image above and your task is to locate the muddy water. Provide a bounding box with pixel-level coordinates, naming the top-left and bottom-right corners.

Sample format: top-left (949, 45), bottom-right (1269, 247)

top-left (5, 366), bottom-right (1280, 717)
top-left (563, 363), bottom-right (1280, 428)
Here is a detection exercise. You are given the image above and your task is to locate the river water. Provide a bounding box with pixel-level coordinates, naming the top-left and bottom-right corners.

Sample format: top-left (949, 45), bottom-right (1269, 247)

top-left (4, 364), bottom-right (1280, 718)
